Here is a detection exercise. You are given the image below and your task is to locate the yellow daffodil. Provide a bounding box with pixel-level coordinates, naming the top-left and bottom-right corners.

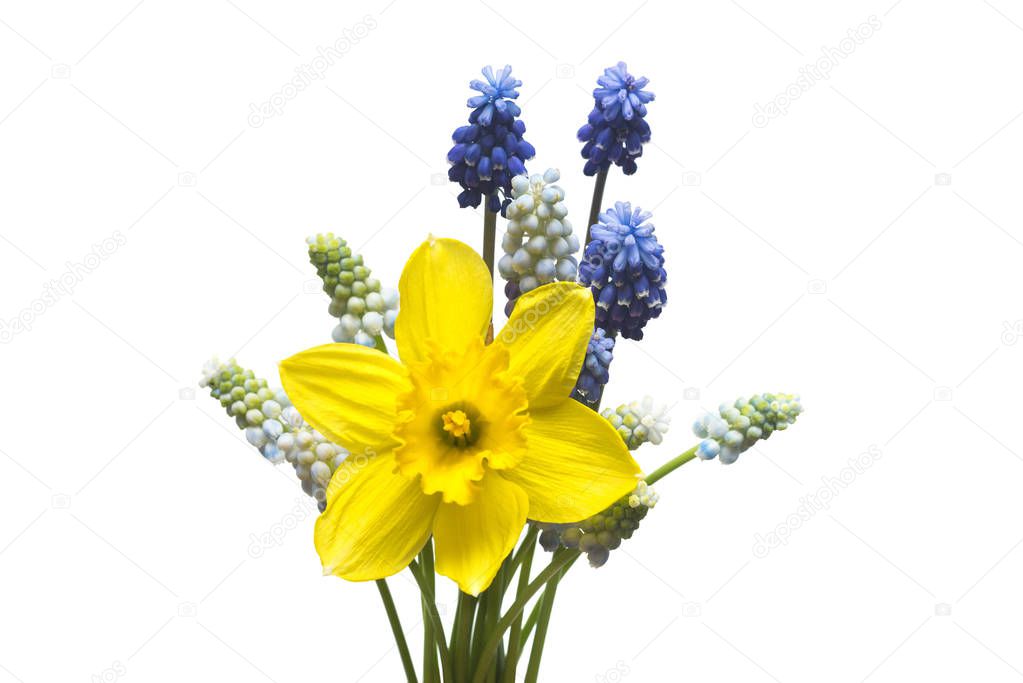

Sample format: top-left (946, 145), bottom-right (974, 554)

top-left (279, 237), bottom-right (640, 595)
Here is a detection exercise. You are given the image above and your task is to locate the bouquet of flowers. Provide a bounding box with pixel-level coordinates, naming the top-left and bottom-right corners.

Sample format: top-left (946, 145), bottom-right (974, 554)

top-left (200, 62), bottom-right (803, 682)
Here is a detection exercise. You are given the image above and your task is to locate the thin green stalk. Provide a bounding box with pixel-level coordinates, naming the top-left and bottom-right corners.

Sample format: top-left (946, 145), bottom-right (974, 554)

top-left (523, 553), bottom-right (578, 683)
top-left (506, 527), bottom-right (539, 579)
top-left (483, 563), bottom-right (505, 682)
top-left (470, 549), bottom-right (580, 683)
top-left (521, 552), bottom-right (579, 652)
top-left (483, 209), bottom-right (498, 279)
top-left (520, 600), bottom-right (540, 646)
top-left (494, 643), bottom-right (504, 683)
top-left (523, 577), bottom-right (558, 683)
top-left (408, 560), bottom-right (453, 682)
top-left (453, 591), bottom-right (477, 683)
top-left (469, 589), bottom-right (488, 678)
top-left (376, 579), bottom-right (419, 683)
top-left (585, 167), bottom-right (609, 245)
top-left (502, 530), bottom-right (538, 682)
top-left (645, 444), bottom-right (699, 486)
top-left (420, 542), bottom-right (439, 683)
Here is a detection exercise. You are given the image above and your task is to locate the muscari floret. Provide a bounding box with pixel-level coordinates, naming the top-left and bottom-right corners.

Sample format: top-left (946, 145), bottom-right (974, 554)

top-left (307, 233), bottom-right (398, 347)
top-left (498, 168), bottom-right (580, 315)
top-left (578, 202), bottom-right (667, 340)
top-left (577, 61), bottom-right (655, 176)
top-left (200, 357), bottom-right (348, 511)
top-left (602, 396), bottom-right (671, 450)
top-left (571, 328), bottom-right (615, 407)
top-left (536, 481), bottom-right (659, 568)
top-left (447, 65), bottom-right (536, 214)
top-left (694, 393), bottom-right (803, 465)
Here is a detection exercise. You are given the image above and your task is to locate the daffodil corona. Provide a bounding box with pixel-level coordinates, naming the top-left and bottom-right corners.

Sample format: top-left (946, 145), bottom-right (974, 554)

top-left (280, 237), bottom-right (640, 595)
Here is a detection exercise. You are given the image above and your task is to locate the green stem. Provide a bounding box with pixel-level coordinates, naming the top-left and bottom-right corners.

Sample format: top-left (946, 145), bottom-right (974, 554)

top-left (373, 334), bottom-right (389, 354)
top-left (520, 600), bottom-right (541, 646)
top-left (376, 579), bottom-right (419, 683)
top-left (484, 567), bottom-right (504, 682)
top-left (470, 549), bottom-right (579, 683)
top-left (585, 167), bottom-right (609, 246)
top-left (499, 527), bottom-right (540, 683)
top-left (523, 553), bottom-right (578, 682)
top-left (420, 542), bottom-right (439, 683)
top-left (408, 560), bottom-right (453, 682)
top-left (469, 589), bottom-right (488, 678)
top-left (502, 532), bottom-right (537, 683)
top-left (505, 527), bottom-right (539, 578)
top-left (523, 578), bottom-right (559, 683)
top-left (483, 209), bottom-right (498, 279)
top-left (645, 444), bottom-right (699, 486)
top-left (454, 591), bottom-right (477, 683)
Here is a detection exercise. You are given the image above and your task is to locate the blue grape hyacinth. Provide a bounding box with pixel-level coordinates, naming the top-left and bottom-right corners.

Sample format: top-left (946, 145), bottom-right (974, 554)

top-left (578, 202), bottom-right (667, 340)
top-left (578, 62), bottom-right (655, 176)
top-left (571, 328), bottom-right (615, 407)
top-left (447, 65), bottom-right (536, 214)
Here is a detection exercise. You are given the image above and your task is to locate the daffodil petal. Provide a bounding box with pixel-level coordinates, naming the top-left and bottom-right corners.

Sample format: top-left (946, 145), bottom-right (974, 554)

top-left (397, 237), bottom-right (493, 365)
top-left (505, 399), bottom-right (640, 523)
top-left (496, 283), bottom-right (593, 409)
top-left (433, 472), bottom-right (528, 595)
top-left (279, 343), bottom-right (410, 453)
top-left (316, 451), bottom-right (439, 581)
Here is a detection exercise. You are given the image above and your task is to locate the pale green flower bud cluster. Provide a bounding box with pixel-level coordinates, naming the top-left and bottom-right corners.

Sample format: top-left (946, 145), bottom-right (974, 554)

top-left (536, 481), bottom-right (658, 568)
top-left (200, 357), bottom-right (284, 439)
top-left (307, 233), bottom-right (398, 347)
top-left (694, 392), bottom-right (803, 464)
top-left (497, 169), bottom-right (580, 300)
top-left (602, 396), bottom-right (670, 450)
top-left (200, 357), bottom-right (348, 511)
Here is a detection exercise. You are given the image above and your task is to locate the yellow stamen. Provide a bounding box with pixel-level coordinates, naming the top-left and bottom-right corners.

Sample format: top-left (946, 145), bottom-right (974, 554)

top-left (442, 410), bottom-right (471, 439)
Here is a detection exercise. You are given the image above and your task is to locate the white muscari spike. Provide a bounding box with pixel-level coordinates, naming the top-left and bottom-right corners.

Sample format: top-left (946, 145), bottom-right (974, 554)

top-left (601, 397), bottom-right (671, 450)
top-left (499, 169), bottom-right (580, 307)
top-left (200, 357), bottom-right (349, 511)
top-left (694, 393), bottom-right (803, 465)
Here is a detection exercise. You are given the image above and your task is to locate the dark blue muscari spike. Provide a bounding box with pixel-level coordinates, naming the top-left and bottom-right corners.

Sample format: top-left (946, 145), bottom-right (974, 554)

top-left (578, 202), bottom-right (667, 340)
top-left (447, 65), bottom-right (535, 214)
top-left (577, 62), bottom-right (655, 177)
top-left (571, 328), bottom-right (615, 407)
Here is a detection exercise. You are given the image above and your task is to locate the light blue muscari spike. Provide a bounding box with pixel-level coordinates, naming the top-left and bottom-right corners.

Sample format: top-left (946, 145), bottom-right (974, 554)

top-left (692, 392), bottom-right (803, 465)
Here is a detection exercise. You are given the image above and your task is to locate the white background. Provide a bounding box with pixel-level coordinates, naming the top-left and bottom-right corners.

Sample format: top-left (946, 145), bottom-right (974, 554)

top-left (2, 1), bottom-right (1022, 681)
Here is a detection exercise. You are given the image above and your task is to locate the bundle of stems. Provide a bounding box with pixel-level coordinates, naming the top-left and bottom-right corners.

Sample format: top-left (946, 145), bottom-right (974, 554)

top-left (374, 446), bottom-right (698, 683)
